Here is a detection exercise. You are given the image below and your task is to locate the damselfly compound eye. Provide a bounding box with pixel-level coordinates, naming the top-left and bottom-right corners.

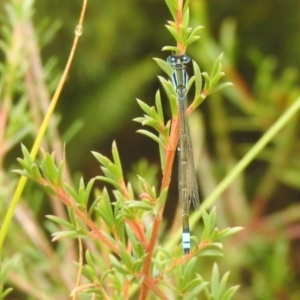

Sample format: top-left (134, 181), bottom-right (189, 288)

top-left (182, 55), bottom-right (191, 64)
top-left (167, 56), bottom-right (176, 65)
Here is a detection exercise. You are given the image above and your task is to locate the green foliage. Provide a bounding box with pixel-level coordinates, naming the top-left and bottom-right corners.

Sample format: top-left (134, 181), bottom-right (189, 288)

top-left (202, 264), bottom-right (239, 300)
top-left (1, 0), bottom-right (300, 299)
top-left (14, 143), bottom-right (242, 296)
top-left (8, 1), bottom-right (240, 295)
top-left (0, 256), bottom-right (21, 299)
top-left (163, 0), bottom-right (204, 53)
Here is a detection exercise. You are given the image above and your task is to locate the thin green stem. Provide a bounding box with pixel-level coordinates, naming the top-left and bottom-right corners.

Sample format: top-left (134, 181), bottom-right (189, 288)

top-left (198, 95), bottom-right (300, 213)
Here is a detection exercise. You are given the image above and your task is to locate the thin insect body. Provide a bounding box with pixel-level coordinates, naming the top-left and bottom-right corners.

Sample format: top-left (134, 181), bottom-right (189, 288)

top-left (167, 54), bottom-right (200, 254)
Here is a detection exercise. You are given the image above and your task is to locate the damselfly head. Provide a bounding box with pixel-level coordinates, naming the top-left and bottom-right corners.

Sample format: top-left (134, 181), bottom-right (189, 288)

top-left (167, 54), bottom-right (191, 68)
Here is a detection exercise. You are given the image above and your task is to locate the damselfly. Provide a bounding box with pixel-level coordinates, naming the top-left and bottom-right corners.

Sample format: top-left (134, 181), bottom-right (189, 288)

top-left (167, 54), bottom-right (200, 254)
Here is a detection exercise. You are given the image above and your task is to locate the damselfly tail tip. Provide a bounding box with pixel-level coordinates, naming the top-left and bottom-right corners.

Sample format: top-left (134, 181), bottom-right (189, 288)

top-left (184, 248), bottom-right (190, 255)
top-left (182, 231), bottom-right (191, 255)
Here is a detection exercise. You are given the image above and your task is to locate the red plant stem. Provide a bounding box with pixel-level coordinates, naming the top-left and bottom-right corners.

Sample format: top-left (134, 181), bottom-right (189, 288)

top-left (154, 241), bottom-right (209, 283)
top-left (119, 179), bottom-right (148, 248)
top-left (143, 276), bottom-right (169, 300)
top-left (127, 219), bottom-right (148, 247)
top-left (139, 66), bottom-right (197, 299)
top-left (162, 117), bottom-right (180, 190)
top-left (139, 117), bottom-right (179, 300)
top-left (140, 3), bottom-right (189, 297)
top-left (124, 277), bottom-right (129, 300)
top-left (55, 187), bottom-right (120, 254)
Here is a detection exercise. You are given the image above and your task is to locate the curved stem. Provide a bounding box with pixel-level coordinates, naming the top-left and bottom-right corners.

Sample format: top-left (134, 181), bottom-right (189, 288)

top-left (0, 0), bottom-right (88, 251)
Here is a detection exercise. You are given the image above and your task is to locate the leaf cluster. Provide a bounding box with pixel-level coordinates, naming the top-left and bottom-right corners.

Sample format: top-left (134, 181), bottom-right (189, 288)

top-left (2, 0), bottom-right (242, 298)
top-left (12, 140), bottom-right (241, 299)
top-left (164, 0), bottom-right (204, 53)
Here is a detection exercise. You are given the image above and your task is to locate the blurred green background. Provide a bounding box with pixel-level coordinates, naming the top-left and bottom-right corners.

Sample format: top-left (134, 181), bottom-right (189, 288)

top-left (34, 0), bottom-right (300, 172)
top-left (2, 0), bottom-right (300, 298)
